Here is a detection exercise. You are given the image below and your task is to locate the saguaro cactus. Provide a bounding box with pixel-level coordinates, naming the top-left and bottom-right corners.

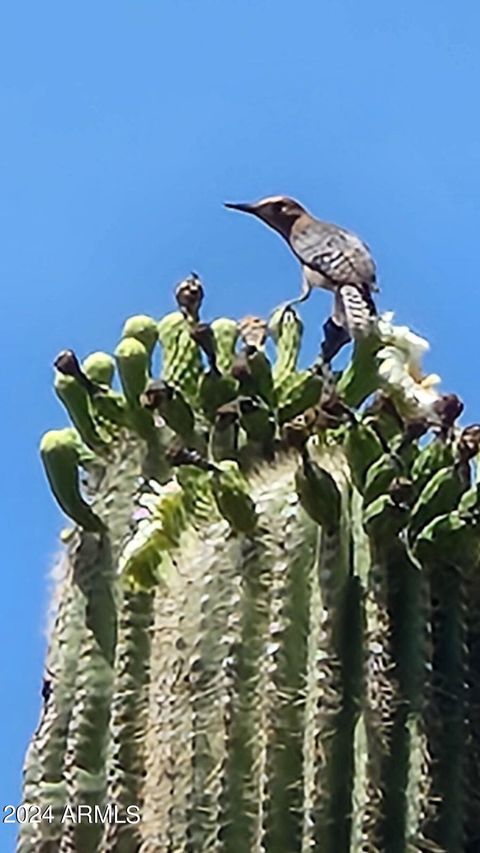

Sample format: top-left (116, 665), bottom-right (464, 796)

top-left (19, 279), bottom-right (480, 853)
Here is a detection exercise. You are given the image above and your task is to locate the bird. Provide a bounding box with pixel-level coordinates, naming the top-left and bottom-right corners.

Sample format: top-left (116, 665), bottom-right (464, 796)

top-left (225, 196), bottom-right (378, 361)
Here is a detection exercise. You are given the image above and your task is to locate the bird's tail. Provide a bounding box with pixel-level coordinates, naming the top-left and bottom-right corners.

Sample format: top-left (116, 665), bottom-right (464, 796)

top-left (334, 283), bottom-right (377, 339)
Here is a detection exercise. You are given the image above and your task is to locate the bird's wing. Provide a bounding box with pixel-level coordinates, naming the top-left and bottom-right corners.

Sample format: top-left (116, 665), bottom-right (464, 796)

top-left (333, 284), bottom-right (377, 339)
top-left (291, 221), bottom-right (376, 289)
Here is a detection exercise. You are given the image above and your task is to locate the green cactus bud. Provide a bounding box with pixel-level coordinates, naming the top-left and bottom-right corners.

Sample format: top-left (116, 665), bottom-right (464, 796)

top-left (65, 429), bottom-right (100, 469)
top-left (251, 350), bottom-right (275, 405)
top-left (141, 380), bottom-right (195, 440)
top-left (235, 348), bottom-right (275, 407)
top-left (269, 306), bottom-right (303, 388)
top-left (336, 334), bottom-right (381, 407)
top-left (198, 372), bottom-right (238, 422)
top-left (156, 309), bottom-right (190, 349)
top-left (389, 432), bottom-right (420, 469)
top-left (121, 314), bottom-right (158, 357)
top-left (414, 511), bottom-right (476, 565)
top-left (209, 460), bottom-right (257, 534)
top-left (157, 311), bottom-right (203, 404)
top-left (210, 414), bottom-right (239, 462)
top-left (458, 483), bottom-right (480, 517)
top-left (362, 393), bottom-right (405, 443)
top-left (54, 372), bottom-right (110, 453)
top-left (363, 453), bottom-right (401, 506)
top-left (276, 371), bottom-right (323, 424)
top-left (163, 392), bottom-right (195, 440)
top-left (81, 352), bottom-right (116, 387)
top-left (295, 452), bottom-right (341, 530)
top-left (344, 420), bottom-right (384, 491)
top-left (40, 429), bottom-right (104, 532)
top-left (410, 438), bottom-right (454, 492)
top-left (408, 466), bottom-right (466, 540)
top-left (114, 337), bottom-right (150, 406)
top-left (161, 389), bottom-right (195, 440)
top-left (210, 317), bottom-right (239, 372)
top-left (238, 396), bottom-right (276, 447)
top-left (90, 387), bottom-right (130, 428)
top-left (363, 494), bottom-right (408, 540)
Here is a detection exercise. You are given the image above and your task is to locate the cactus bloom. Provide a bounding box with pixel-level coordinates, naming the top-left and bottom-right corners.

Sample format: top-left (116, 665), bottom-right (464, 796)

top-left (376, 311), bottom-right (442, 416)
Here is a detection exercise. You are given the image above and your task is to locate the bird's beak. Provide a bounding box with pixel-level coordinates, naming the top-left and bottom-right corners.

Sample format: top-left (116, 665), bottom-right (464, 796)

top-left (224, 201), bottom-right (257, 214)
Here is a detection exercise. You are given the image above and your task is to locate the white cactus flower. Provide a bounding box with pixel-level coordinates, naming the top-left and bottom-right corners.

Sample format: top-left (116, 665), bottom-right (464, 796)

top-left (375, 312), bottom-right (442, 418)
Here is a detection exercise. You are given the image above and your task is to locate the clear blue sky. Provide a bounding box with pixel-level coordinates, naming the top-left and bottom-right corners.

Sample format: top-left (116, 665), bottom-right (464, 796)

top-left (2, 1), bottom-right (480, 848)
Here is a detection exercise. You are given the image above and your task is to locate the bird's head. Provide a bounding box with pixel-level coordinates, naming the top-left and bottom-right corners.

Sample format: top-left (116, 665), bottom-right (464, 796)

top-left (225, 195), bottom-right (307, 237)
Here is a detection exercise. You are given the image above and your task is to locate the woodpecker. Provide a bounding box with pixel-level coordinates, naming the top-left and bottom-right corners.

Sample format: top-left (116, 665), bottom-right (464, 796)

top-left (225, 196), bottom-right (378, 360)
